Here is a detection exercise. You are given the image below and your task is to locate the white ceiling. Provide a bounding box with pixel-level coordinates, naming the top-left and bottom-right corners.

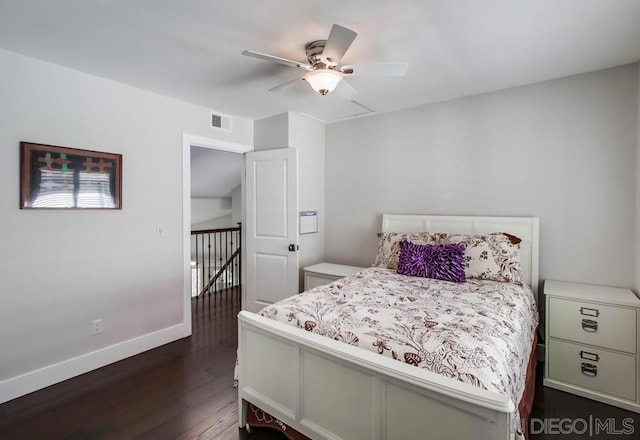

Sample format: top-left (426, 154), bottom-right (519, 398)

top-left (1, 1), bottom-right (639, 122)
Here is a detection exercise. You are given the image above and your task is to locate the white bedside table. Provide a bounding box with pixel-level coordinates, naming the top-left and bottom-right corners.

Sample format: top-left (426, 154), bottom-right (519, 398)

top-left (543, 279), bottom-right (640, 413)
top-left (303, 263), bottom-right (365, 290)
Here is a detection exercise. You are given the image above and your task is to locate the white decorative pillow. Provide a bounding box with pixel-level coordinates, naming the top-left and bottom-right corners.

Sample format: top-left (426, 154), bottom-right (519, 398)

top-left (373, 232), bottom-right (436, 270)
top-left (435, 232), bottom-right (523, 283)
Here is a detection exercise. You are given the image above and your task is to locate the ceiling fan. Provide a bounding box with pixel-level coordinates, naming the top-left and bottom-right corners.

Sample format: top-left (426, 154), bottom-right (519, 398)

top-left (242, 24), bottom-right (408, 98)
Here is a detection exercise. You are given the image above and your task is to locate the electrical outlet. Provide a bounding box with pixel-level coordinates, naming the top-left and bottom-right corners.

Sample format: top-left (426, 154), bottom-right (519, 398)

top-left (92, 319), bottom-right (103, 335)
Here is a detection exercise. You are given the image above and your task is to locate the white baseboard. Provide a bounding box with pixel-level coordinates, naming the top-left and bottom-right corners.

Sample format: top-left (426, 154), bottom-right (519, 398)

top-left (0, 322), bottom-right (190, 404)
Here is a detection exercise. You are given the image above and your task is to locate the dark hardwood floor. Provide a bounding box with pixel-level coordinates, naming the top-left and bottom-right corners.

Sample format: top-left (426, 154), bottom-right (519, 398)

top-left (1, 290), bottom-right (638, 439)
top-left (0, 290), bottom-right (281, 440)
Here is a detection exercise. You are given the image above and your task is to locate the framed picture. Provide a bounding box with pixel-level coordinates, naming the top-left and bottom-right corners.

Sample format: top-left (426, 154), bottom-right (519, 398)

top-left (20, 142), bottom-right (122, 209)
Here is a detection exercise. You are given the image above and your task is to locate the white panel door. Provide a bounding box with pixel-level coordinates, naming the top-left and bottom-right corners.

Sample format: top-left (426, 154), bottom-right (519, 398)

top-left (245, 148), bottom-right (298, 313)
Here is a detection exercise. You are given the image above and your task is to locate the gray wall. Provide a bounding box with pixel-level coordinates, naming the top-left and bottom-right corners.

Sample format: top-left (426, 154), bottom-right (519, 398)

top-left (0, 48), bottom-right (253, 402)
top-left (326, 64), bottom-right (639, 290)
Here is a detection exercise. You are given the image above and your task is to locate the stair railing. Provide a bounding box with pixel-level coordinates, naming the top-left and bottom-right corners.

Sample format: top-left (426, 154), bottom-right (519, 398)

top-left (191, 224), bottom-right (241, 302)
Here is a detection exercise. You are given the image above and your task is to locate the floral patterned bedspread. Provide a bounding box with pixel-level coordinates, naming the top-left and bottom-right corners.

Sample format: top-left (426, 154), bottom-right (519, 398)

top-left (258, 267), bottom-right (538, 416)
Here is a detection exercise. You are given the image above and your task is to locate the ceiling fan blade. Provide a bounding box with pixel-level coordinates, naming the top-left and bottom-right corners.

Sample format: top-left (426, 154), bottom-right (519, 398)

top-left (322, 24), bottom-right (357, 65)
top-left (341, 62), bottom-right (408, 77)
top-left (241, 50), bottom-right (311, 70)
top-left (268, 75), bottom-right (304, 92)
top-left (332, 79), bottom-right (357, 100)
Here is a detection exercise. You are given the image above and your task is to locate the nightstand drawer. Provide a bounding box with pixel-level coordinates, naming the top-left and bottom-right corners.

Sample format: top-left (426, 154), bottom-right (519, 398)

top-left (548, 297), bottom-right (637, 353)
top-left (548, 339), bottom-right (636, 401)
top-left (305, 272), bottom-right (340, 290)
top-left (303, 263), bottom-right (364, 290)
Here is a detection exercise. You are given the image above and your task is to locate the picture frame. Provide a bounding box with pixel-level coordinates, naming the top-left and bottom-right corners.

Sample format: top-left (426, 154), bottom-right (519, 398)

top-left (20, 142), bottom-right (122, 209)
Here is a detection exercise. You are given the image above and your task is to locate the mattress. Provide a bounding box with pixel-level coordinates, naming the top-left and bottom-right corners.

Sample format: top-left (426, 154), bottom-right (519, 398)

top-left (258, 266), bottom-right (538, 425)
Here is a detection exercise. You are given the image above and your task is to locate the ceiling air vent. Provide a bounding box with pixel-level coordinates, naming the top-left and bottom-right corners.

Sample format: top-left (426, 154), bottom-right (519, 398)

top-left (210, 111), bottom-right (232, 132)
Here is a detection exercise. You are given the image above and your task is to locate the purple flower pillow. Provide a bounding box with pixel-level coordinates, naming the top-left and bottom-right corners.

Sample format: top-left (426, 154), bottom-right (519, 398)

top-left (397, 241), bottom-right (466, 283)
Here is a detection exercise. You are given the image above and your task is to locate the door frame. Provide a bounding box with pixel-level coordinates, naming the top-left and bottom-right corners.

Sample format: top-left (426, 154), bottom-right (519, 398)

top-left (182, 133), bottom-right (253, 333)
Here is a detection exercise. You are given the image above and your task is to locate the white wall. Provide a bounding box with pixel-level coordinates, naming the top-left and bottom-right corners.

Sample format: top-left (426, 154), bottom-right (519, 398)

top-left (191, 197), bottom-right (232, 228)
top-left (636, 68), bottom-right (640, 295)
top-left (326, 64), bottom-right (639, 290)
top-left (191, 214), bottom-right (232, 231)
top-left (254, 113), bottom-right (289, 149)
top-left (254, 112), bottom-right (326, 291)
top-left (0, 48), bottom-right (253, 402)
top-left (231, 184), bottom-right (242, 226)
top-left (289, 113), bottom-right (326, 287)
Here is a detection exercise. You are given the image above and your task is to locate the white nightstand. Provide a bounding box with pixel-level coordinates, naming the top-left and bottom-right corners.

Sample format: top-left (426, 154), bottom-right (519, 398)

top-left (544, 280), bottom-right (640, 413)
top-left (303, 263), bottom-right (364, 291)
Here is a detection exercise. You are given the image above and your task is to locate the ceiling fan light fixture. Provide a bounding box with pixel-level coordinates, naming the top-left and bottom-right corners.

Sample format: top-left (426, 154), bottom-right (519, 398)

top-left (304, 69), bottom-right (343, 95)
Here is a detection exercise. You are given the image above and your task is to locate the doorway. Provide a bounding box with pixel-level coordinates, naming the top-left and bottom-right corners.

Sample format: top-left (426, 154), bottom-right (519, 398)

top-left (190, 147), bottom-right (242, 303)
top-left (182, 134), bottom-right (253, 333)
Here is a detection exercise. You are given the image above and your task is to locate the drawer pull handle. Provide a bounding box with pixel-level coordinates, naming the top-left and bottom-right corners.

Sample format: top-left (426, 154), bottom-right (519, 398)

top-left (580, 307), bottom-right (600, 317)
top-left (581, 319), bottom-right (598, 332)
top-left (581, 362), bottom-right (598, 377)
top-left (580, 351), bottom-right (600, 362)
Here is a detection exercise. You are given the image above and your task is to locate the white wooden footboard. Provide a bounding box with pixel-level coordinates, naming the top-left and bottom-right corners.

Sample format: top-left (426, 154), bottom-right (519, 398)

top-left (238, 311), bottom-right (517, 440)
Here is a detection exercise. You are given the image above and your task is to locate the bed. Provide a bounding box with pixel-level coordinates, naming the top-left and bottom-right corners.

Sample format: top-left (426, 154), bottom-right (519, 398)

top-left (237, 214), bottom-right (539, 440)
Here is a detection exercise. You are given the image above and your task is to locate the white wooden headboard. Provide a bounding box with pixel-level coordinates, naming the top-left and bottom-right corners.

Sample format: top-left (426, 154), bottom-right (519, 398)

top-left (381, 214), bottom-right (540, 299)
